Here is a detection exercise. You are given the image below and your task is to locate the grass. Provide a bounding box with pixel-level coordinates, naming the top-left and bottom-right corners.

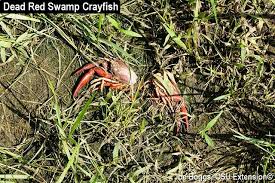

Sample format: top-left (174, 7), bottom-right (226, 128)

top-left (0, 0), bottom-right (275, 182)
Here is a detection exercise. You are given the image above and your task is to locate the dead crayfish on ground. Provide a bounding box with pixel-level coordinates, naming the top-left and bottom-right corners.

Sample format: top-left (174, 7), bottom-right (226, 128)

top-left (72, 58), bottom-right (188, 134)
top-left (150, 70), bottom-right (189, 134)
top-left (72, 58), bottom-right (138, 97)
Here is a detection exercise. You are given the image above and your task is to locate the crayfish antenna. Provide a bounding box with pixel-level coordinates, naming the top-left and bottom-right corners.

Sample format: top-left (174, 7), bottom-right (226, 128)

top-left (73, 69), bottom-right (95, 97)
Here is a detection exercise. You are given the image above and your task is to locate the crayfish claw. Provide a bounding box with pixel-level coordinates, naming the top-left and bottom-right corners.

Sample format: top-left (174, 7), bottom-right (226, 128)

top-left (73, 63), bottom-right (96, 75)
top-left (73, 69), bottom-right (95, 97)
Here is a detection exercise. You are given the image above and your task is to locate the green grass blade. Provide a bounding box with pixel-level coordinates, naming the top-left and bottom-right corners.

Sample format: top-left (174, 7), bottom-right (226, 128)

top-left (120, 29), bottom-right (142, 37)
top-left (240, 40), bottom-right (246, 62)
top-left (0, 21), bottom-right (13, 38)
top-left (0, 40), bottom-right (12, 48)
top-left (201, 34), bottom-right (224, 60)
top-left (97, 14), bottom-right (105, 37)
top-left (194, 0), bottom-right (200, 18)
top-left (48, 80), bottom-right (71, 160)
top-left (15, 32), bottom-right (31, 44)
top-left (1, 47), bottom-right (6, 62)
top-left (112, 142), bottom-right (120, 164)
top-left (0, 174), bottom-right (30, 179)
top-left (232, 129), bottom-right (275, 155)
top-left (199, 110), bottom-right (223, 147)
top-left (128, 165), bottom-right (151, 182)
top-left (204, 133), bottom-right (215, 147)
top-left (139, 118), bottom-right (147, 133)
top-left (42, 16), bottom-right (77, 50)
top-left (0, 147), bottom-right (22, 160)
top-left (209, 0), bottom-right (218, 23)
top-left (70, 16), bottom-right (97, 42)
top-left (107, 16), bottom-right (120, 29)
top-left (163, 24), bottom-right (187, 50)
top-left (69, 93), bottom-right (96, 139)
top-left (5, 14), bottom-right (40, 22)
top-left (48, 80), bottom-right (63, 132)
top-left (213, 94), bottom-right (231, 101)
top-left (107, 15), bottom-right (142, 37)
top-left (98, 38), bottom-right (139, 64)
top-left (203, 110), bottom-right (223, 132)
top-left (56, 144), bottom-right (80, 183)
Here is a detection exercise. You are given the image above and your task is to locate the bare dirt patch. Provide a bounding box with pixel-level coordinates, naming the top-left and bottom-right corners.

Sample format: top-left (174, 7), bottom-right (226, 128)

top-left (0, 39), bottom-right (76, 147)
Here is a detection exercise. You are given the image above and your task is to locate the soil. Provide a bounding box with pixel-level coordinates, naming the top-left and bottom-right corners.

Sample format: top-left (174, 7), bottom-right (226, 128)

top-left (0, 39), bottom-right (76, 147)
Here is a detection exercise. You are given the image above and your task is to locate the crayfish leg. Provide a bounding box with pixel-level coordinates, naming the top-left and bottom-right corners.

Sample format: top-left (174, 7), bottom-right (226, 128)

top-left (109, 83), bottom-right (124, 89)
top-left (101, 81), bottom-right (124, 89)
top-left (175, 103), bottom-right (189, 135)
top-left (180, 104), bottom-right (189, 131)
